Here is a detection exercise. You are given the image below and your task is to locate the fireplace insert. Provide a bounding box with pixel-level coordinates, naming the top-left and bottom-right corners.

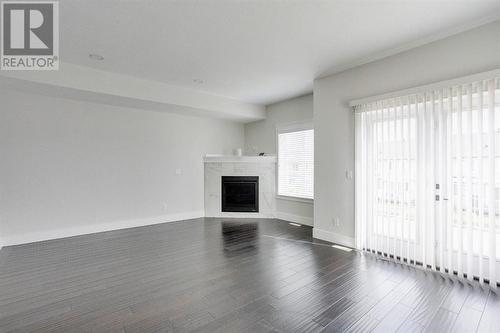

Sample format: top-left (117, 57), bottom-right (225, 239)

top-left (221, 176), bottom-right (259, 212)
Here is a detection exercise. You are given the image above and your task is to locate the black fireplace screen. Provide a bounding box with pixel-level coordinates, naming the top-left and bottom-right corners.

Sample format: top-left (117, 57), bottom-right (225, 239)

top-left (221, 176), bottom-right (259, 212)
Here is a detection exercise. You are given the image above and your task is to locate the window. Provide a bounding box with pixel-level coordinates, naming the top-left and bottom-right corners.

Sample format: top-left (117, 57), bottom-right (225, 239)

top-left (277, 122), bottom-right (314, 200)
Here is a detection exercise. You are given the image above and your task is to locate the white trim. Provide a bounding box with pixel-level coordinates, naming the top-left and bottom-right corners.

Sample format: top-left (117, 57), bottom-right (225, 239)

top-left (0, 211), bottom-right (204, 247)
top-left (313, 227), bottom-right (356, 248)
top-left (276, 211), bottom-right (313, 226)
top-left (349, 68), bottom-right (500, 108)
top-left (205, 212), bottom-right (276, 219)
top-left (203, 154), bottom-right (276, 163)
top-left (276, 195), bottom-right (313, 204)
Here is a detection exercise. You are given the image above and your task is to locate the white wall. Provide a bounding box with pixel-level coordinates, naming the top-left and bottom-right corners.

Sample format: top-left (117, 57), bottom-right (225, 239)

top-left (245, 94), bottom-right (314, 225)
top-left (0, 89), bottom-right (244, 246)
top-left (313, 20), bottom-right (500, 247)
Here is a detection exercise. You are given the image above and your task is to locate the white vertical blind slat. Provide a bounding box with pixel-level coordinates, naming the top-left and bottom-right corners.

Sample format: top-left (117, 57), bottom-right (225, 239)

top-left (369, 107), bottom-right (376, 252)
top-left (422, 93), bottom-right (428, 268)
top-left (355, 112), bottom-right (362, 249)
top-left (416, 94), bottom-right (423, 266)
top-left (488, 79), bottom-right (497, 288)
top-left (430, 92), bottom-right (436, 270)
top-left (466, 84), bottom-right (474, 281)
top-left (399, 98), bottom-right (405, 261)
top-left (478, 82), bottom-right (485, 283)
top-left (446, 88), bottom-right (454, 275)
top-left (406, 97), bottom-right (412, 262)
top-left (457, 86), bottom-right (464, 277)
top-left (413, 95), bottom-right (418, 265)
top-left (376, 103), bottom-right (382, 254)
top-left (382, 103), bottom-right (389, 256)
top-left (438, 91), bottom-right (445, 272)
top-left (393, 99), bottom-right (399, 260)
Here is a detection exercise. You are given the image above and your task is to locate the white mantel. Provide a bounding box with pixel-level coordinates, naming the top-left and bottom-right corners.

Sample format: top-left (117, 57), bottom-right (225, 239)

top-left (203, 154), bottom-right (276, 163)
top-left (203, 154), bottom-right (277, 218)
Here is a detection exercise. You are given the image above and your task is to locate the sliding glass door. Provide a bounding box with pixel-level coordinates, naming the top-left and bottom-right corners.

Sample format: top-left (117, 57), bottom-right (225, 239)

top-left (355, 77), bottom-right (500, 287)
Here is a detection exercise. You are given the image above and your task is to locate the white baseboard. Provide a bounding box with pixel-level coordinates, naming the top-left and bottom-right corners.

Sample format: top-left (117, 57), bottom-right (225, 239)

top-left (276, 211), bottom-right (313, 226)
top-left (0, 210), bottom-right (204, 247)
top-left (312, 228), bottom-right (355, 248)
top-left (205, 212), bottom-right (276, 219)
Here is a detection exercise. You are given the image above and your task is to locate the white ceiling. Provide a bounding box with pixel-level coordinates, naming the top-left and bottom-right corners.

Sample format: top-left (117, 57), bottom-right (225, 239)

top-left (60, 0), bottom-right (500, 106)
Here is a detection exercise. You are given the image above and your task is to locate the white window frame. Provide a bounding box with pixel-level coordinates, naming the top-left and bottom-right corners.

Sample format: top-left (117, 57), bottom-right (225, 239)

top-left (276, 120), bottom-right (314, 203)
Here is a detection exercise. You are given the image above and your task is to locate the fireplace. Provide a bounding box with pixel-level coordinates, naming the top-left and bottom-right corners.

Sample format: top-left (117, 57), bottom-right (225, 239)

top-left (221, 176), bottom-right (259, 212)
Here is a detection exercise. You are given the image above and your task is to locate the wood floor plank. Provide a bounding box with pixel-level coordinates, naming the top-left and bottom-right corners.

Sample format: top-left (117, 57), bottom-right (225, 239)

top-left (344, 314), bottom-right (380, 333)
top-left (321, 296), bottom-right (378, 332)
top-left (440, 278), bottom-right (472, 313)
top-left (312, 297), bottom-right (354, 327)
top-left (477, 290), bottom-right (500, 333)
top-left (425, 308), bottom-right (457, 333)
top-left (371, 303), bottom-right (413, 333)
top-left (395, 319), bottom-right (425, 333)
top-left (451, 305), bottom-right (482, 333)
top-left (402, 273), bottom-right (453, 327)
top-left (462, 282), bottom-right (490, 312)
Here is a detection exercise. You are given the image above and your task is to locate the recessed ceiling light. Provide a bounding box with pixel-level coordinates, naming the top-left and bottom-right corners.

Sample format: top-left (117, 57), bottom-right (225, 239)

top-left (89, 53), bottom-right (104, 61)
top-left (193, 79), bottom-right (204, 84)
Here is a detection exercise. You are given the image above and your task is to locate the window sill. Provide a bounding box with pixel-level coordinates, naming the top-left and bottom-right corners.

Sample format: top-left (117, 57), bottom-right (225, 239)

top-left (276, 195), bottom-right (314, 204)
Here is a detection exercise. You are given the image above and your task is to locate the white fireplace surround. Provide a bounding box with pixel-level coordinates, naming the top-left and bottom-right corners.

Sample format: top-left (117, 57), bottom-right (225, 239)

top-left (204, 154), bottom-right (277, 218)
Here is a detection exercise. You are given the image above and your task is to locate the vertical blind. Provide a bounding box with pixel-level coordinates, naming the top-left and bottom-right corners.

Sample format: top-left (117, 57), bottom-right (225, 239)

top-left (355, 75), bottom-right (500, 287)
top-left (278, 128), bottom-right (314, 199)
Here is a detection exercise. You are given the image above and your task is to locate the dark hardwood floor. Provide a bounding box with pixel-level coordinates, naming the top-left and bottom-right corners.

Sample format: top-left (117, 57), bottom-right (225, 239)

top-left (0, 217), bottom-right (498, 332)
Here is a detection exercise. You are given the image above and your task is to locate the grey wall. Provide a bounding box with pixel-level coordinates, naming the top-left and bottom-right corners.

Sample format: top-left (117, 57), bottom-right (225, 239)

top-left (314, 20), bottom-right (500, 243)
top-left (245, 94), bottom-right (314, 225)
top-left (245, 94), bottom-right (313, 155)
top-left (0, 89), bottom-right (244, 245)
